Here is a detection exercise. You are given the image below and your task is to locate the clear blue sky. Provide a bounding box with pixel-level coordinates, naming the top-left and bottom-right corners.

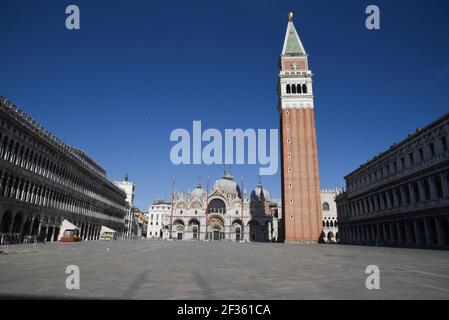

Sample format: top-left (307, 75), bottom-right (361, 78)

top-left (1, 0), bottom-right (448, 210)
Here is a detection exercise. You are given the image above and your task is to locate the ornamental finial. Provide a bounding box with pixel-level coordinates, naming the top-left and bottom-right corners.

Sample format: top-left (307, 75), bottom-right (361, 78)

top-left (288, 12), bottom-right (294, 21)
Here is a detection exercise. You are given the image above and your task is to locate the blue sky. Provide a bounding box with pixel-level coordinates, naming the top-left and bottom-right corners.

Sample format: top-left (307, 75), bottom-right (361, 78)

top-left (1, 0), bottom-right (448, 210)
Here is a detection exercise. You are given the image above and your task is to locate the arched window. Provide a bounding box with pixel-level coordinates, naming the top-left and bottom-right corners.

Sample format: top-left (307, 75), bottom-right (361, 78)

top-left (423, 179), bottom-right (431, 201)
top-left (302, 84), bottom-right (308, 93)
top-left (434, 175), bottom-right (443, 198)
top-left (322, 202), bottom-right (330, 211)
top-left (292, 84), bottom-right (297, 94)
top-left (297, 84), bottom-right (302, 94)
top-left (326, 221), bottom-right (330, 228)
top-left (286, 84), bottom-right (291, 94)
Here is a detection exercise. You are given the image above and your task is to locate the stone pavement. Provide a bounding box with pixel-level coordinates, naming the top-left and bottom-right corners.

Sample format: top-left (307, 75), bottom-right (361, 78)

top-left (1, 240), bottom-right (449, 299)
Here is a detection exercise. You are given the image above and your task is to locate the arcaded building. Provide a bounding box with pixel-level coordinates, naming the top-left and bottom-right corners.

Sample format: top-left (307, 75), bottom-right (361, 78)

top-left (321, 189), bottom-right (340, 243)
top-left (0, 96), bottom-right (128, 243)
top-left (336, 113), bottom-right (449, 249)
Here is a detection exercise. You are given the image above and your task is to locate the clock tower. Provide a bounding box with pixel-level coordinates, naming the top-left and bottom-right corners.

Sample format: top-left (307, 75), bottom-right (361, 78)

top-left (279, 13), bottom-right (323, 243)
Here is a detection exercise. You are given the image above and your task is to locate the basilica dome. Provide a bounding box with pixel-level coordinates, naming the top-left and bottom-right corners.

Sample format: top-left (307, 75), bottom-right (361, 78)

top-left (253, 184), bottom-right (270, 201)
top-left (213, 173), bottom-right (239, 196)
top-left (190, 183), bottom-right (204, 199)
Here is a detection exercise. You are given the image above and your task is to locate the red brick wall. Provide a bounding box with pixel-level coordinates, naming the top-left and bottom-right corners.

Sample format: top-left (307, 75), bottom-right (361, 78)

top-left (281, 108), bottom-right (323, 242)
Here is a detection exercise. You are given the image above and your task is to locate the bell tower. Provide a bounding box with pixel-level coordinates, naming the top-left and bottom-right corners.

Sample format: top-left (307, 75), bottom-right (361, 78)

top-left (279, 12), bottom-right (322, 243)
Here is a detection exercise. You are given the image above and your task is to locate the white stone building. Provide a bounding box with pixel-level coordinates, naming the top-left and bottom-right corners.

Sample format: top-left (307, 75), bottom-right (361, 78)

top-left (321, 189), bottom-right (341, 243)
top-left (113, 176), bottom-right (136, 238)
top-left (147, 200), bottom-right (171, 239)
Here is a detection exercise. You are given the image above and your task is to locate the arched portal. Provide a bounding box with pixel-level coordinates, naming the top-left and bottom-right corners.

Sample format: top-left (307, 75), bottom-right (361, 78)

top-left (327, 231), bottom-right (334, 243)
top-left (189, 219), bottom-right (200, 240)
top-left (208, 216), bottom-right (224, 241)
top-left (208, 198), bottom-right (226, 214)
top-left (173, 219), bottom-right (185, 240)
top-left (248, 219), bottom-right (260, 242)
top-left (11, 212), bottom-right (24, 234)
top-left (232, 219), bottom-right (243, 242)
top-left (427, 219), bottom-right (438, 245)
top-left (0, 211), bottom-right (13, 233)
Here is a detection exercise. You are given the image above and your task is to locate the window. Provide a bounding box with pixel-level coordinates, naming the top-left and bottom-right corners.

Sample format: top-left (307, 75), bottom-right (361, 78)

top-left (292, 84), bottom-right (297, 94)
top-left (441, 136), bottom-right (448, 152)
top-left (413, 183), bottom-right (420, 202)
top-left (435, 175), bottom-right (443, 198)
top-left (297, 84), bottom-right (302, 94)
top-left (401, 157), bottom-right (405, 170)
top-left (393, 161), bottom-right (397, 173)
top-left (322, 202), bottom-right (330, 211)
top-left (423, 179), bottom-right (431, 201)
top-left (302, 84), bottom-right (307, 93)
top-left (429, 143), bottom-right (435, 157)
top-left (409, 153), bottom-right (414, 166)
top-left (286, 84), bottom-right (291, 94)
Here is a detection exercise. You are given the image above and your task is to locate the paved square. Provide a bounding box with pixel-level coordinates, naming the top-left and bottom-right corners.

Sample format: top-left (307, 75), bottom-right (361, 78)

top-left (1, 240), bottom-right (449, 299)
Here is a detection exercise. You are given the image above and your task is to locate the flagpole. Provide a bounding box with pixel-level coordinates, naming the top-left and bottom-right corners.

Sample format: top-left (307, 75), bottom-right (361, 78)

top-left (241, 177), bottom-right (244, 242)
top-left (205, 176), bottom-right (209, 241)
top-left (170, 177), bottom-right (175, 240)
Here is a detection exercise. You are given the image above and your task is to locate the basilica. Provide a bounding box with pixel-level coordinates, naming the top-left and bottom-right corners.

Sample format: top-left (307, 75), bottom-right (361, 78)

top-left (161, 172), bottom-right (282, 242)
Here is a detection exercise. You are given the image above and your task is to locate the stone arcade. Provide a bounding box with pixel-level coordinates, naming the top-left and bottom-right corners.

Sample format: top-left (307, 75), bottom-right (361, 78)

top-left (336, 113), bottom-right (449, 249)
top-left (0, 96), bottom-right (128, 244)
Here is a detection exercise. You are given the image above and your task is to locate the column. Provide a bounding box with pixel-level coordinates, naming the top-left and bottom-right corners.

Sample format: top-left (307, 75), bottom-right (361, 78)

top-left (389, 223), bottom-right (395, 245)
top-left (428, 176), bottom-right (437, 201)
top-left (440, 172), bottom-right (449, 198)
top-left (376, 224), bottom-right (382, 242)
top-left (400, 186), bottom-right (407, 207)
top-left (386, 191), bottom-right (393, 209)
top-left (435, 217), bottom-right (448, 246)
top-left (396, 222), bottom-right (404, 245)
top-left (418, 180), bottom-right (426, 203)
top-left (404, 221), bottom-right (413, 245)
top-left (413, 220), bottom-right (423, 246)
top-left (408, 183), bottom-right (416, 204)
top-left (373, 194), bottom-right (379, 212)
top-left (423, 218), bottom-right (432, 246)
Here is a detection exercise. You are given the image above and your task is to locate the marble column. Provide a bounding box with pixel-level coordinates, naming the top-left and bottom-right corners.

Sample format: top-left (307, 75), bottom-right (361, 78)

top-left (435, 217), bottom-right (447, 246)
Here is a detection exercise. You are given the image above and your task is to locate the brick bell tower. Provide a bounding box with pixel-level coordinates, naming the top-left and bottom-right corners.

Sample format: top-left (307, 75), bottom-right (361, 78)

top-left (279, 12), bottom-right (322, 243)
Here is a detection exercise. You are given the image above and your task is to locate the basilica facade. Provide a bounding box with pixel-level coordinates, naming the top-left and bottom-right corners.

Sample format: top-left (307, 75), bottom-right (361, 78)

top-left (161, 172), bottom-right (282, 242)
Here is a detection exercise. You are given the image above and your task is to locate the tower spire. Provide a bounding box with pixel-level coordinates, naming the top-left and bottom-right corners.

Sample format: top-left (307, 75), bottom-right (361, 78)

top-left (282, 12), bottom-right (306, 56)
